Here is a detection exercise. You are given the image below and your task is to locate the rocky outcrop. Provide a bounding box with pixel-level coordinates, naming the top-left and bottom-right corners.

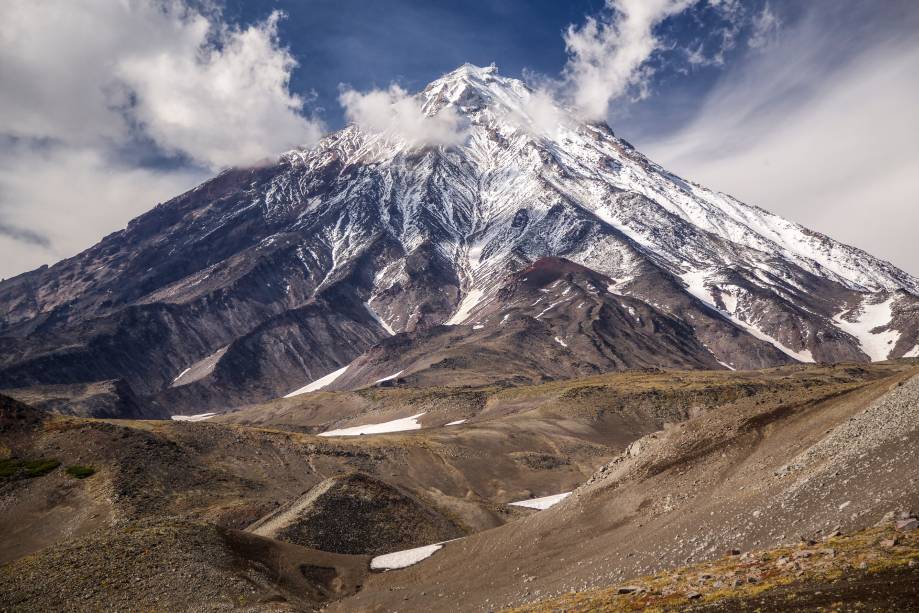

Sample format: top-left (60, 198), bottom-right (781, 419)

top-left (0, 379), bottom-right (167, 419)
top-left (247, 473), bottom-right (464, 555)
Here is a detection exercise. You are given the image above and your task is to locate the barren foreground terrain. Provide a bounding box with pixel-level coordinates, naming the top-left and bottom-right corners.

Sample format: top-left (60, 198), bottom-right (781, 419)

top-left (2, 360), bottom-right (919, 611)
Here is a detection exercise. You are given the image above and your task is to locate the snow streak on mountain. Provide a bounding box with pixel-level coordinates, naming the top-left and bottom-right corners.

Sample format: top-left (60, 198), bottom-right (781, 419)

top-left (1, 64), bottom-right (917, 413)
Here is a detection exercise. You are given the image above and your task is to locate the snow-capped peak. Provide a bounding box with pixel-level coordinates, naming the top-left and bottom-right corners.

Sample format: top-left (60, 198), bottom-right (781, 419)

top-left (420, 63), bottom-right (551, 125)
top-left (6, 62), bottom-right (916, 416)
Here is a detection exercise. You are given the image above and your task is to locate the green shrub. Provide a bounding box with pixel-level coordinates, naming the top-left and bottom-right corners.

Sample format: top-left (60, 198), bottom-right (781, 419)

top-left (0, 458), bottom-right (20, 478)
top-left (0, 457), bottom-right (61, 479)
top-left (23, 459), bottom-right (61, 477)
top-left (66, 465), bottom-right (96, 479)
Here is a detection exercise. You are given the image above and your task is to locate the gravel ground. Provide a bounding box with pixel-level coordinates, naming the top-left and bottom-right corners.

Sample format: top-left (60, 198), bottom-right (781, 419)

top-left (789, 374), bottom-right (919, 469)
top-left (0, 518), bottom-right (368, 612)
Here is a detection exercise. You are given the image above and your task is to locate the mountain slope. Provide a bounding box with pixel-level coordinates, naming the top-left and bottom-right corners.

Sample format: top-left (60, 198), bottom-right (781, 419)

top-left (325, 365), bottom-right (919, 612)
top-left (1, 64), bottom-right (917, 413)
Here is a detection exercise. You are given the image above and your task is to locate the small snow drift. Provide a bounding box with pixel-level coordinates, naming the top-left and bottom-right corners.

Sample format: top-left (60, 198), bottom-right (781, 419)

top-left (170, 412), bottom-right (216, 422)
top-left (318, 412), bottom-right (425, 437)
top-left (169, 346), bottom-right (230, 388)
top-left (508, 492), bottom-right (572, 510)
top-left (445, 419), bottom-right (466, 426)
top-left (365, 302), bottom-right (396, 336)
top-left (285, 365), bottom-right (350, 398)
top-left (374, 370), bottom-right (404, 384)
top-left (370, 543), bottom-right (444, 571)
top-left (445, 289), bottom-right (484, 325)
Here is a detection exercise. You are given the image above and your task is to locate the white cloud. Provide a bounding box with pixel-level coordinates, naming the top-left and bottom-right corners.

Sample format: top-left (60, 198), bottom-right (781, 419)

top-left (338, 84), bottom-right (467, 148)
top-left (0, 0), bottom-right (323, 168)
top-left (0, 144), bottom-right (204, 279)
top-left (643, 15), bottom-right (919, 276)
top-left (561, 0), bottom-right (698, 120)
top-left (0, 0), bottom-right (322, 278)
top-left (114, 10), bottom-right (323, 167)
top-left (748, 2), bottom-right (781, 49)
top-left (684, 0), bottom-right (745, 67)
top-left (518, 88), bottom-right (572, 138)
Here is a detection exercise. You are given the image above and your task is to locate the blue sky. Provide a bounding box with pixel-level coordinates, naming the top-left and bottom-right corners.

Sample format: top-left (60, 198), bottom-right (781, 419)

top-left (0, 0), bottom-right (917, 278)
top-left (217, 0), bottom-right (753, 137)
top-left (220, 0), bottom-right (606, 128)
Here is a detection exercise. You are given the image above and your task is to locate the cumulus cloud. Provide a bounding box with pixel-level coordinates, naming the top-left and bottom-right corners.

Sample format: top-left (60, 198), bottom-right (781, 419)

top-left (643, 6), bottom-right (919, 276)
top-left (338, 84), bottom-right (467, 148)
top-left (114, 10), bottom-right (324, 167)
top-left (561, 0), bottom-right (698, 120)
top-left (0, 0), bottom-right (322, 278)
top-left (0, 0), bottom-right (323, 168)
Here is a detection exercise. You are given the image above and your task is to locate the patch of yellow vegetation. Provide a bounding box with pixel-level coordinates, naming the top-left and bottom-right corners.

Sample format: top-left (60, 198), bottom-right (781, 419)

top-left (507, 526), bottom-right (919, 612)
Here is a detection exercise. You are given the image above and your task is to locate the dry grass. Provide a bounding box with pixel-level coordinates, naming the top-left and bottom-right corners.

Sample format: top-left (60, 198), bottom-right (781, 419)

top-left (507, 526), bottom-right (919, 612)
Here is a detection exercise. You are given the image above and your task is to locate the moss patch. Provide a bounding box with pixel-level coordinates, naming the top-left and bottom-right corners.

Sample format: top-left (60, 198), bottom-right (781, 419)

top-left (65, 465), bottom-right (96, 479)
top-left (0, 457), bottom-right (61, 479)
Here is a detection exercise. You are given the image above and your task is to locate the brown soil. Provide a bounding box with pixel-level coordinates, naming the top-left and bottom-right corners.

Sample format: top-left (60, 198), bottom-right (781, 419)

top-left (0, 518), bottom-right (368, 612)
top-left (2, 362), bottom-right (918, 611)
top-left (326, 363), bottom-right (919, 612)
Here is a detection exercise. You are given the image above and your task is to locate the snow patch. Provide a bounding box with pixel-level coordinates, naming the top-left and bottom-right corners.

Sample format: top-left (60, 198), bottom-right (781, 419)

top-left (625, 305), bottom-right (640, 322)
top-left (318, 412), bottom-right (425, 437)
top-left (720, 289), bottom-right (738, 314)
top-left (554, 336), bottom-right (568, 348)
top-left (680, 270), bottom-right (814, 363)
top-left (171, 412), bottom-right (216, 422)
top-left (446, 288), bottom-right (484, 325)
top-left (508, 491), bottom-right (571, 510)
top-left (370, 543), bottom-right (443, 570)
top-left (365, 302), bottom-right (395, 335)
top-left (284, 365), bottom-right (349, 398)
top-left (535, 299), bottom-right (565, 319)
top-left (171, 367), bottom-right (191, 384)
top-left (832, 297), bottom-right (900, 361)
top-left (445, 419), bottom-right (466, 426)
top-left (375, 370), bottom-right (404, 384)
top-left (467, 243), bottom-right (485, 270)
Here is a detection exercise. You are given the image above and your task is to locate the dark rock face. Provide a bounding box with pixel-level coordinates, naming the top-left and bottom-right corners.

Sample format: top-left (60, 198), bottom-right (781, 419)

top-left (0, 379), bottom-right (165, 419)
top-left (0, 393), bottom-right (46, 431)
top-left (0, 64), bottom-right (917, 414)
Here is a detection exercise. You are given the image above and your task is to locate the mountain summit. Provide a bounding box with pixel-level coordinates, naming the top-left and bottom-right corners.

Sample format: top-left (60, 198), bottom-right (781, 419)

top-left (1, 65), bottom-right (917, 413)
